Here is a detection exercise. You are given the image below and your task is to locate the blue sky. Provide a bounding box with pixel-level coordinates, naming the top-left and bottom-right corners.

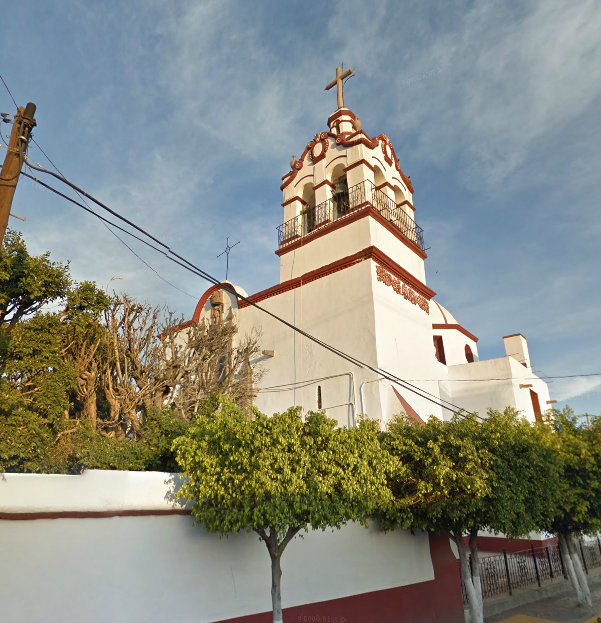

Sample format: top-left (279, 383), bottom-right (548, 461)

top-left (2, 0), bottom-right (600, 414)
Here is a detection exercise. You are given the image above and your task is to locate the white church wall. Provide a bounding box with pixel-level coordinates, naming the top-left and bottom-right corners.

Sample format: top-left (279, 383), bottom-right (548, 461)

top-left (236, 261), bottom-right (383, 426)
top-left (370, 263), bottom-right (446, 423)
top-left (278, 215), bottom-right (426, 286)
top-left (368, 218), bottom-right (427, 283)
top-left (442, 356), bottom-right (551, 421)
top-left (0, 471), bottom-right (435, 623)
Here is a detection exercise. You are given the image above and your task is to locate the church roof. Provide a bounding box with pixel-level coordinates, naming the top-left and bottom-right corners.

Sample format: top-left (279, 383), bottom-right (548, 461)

top-left (430, 300), bottom-right (458, 325)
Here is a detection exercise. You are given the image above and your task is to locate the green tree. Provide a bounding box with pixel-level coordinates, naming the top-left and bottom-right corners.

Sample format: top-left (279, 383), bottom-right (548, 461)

top-left (539, 408), bottom-right (601, 606)
top-left (0, 229), bottom-right (70, 342)
top-left (174, 396), bottom-right (392, 623)
top-left (381, 410), bottom-right (559, 623)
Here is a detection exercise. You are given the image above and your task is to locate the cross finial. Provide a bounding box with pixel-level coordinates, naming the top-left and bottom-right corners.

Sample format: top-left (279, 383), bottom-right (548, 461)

top-left (217, 237), bottom-right (240, 281)
top-left (325, 65), bottom-right (355, 109)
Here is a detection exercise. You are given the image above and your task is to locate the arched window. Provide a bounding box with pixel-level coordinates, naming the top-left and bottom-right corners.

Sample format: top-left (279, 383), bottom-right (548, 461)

top-left (373, 166), bottom-right (390, 217)
top-left (317, 385), bottom-right (323, 410)
top-left (465, 344), bottom-right (474, 363)
top-left (329, 163), bottom-right (349, 219)
top-left (301, 183), bottom-right (316, 234)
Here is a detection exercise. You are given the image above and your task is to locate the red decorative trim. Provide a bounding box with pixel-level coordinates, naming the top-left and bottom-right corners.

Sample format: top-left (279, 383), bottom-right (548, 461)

top-left (503, 333), bottom-right (526, 340)
top-left (381, 136), bottom-right (393, 166)
top-left (375, 181), bottom-right (395, 193)
top-left (308, 133), bottom-right (329, 165)
top-left (392, 387), bottom-right (425, 424)
top-left (281, 195), bottom-right (305, 207)
top-left (370, 247), bottom-right (435, 298)
top-left (0, 509), bottom-right (191, 521)
top-left (375, 265), bottom-right (430, 313)
top-left (243, 246), bottom-right (433, 309)
top-left (372, 155), bottom-right (388, 172)
top-left (344, 158), bottom-right (375, 173)
top-left (325, 154), bottom-right (347, 170)
top-left (313, 179), bottom-right (334, 191)
top-left (212, 533), bottom-right (464, 623)
top-left (432, 323), bottom-right (479, 343)
top-left (463, 535), bottom-right (557, 554)
top-left (293, 174), bottom-right (314, 189)
top-left (283, 125), bottom-right (414, 194)
top-left (276, 206), bottom-right (427, 261)
top-left (398, 199), bottom-right (415, 212)
top-left (434, 301), bottom-right (449, 323)
top-left (191, 283), bottom-right (239, 324)
top-left (327, 108), bottom-right (355, 125)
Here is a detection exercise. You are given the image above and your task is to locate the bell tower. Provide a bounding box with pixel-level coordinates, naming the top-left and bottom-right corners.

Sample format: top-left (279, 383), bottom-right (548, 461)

top-left (276, 67), bottom-right (428, 293)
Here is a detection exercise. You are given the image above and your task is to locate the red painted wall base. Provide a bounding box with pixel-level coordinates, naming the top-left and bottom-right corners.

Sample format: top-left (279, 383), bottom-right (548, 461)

top-left (215, 534), bottom-right (464, 623)
top-left (464, 535), bottom-right (557, 554)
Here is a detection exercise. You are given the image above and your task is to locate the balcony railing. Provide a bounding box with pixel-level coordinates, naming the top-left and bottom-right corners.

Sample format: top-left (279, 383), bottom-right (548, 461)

top-left (276, 179), bottom-right (426, 252)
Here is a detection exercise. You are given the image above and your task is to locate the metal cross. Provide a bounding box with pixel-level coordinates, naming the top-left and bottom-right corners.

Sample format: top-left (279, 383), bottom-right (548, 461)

top-left (217, 237), bottom-right (240, 281)
top-left (325, 64), bottom-right (355, 109)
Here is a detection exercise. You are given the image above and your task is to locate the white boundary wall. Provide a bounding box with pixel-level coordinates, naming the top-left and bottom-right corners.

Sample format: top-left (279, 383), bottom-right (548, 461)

top-left (0, 471), bottom-right (434, 623)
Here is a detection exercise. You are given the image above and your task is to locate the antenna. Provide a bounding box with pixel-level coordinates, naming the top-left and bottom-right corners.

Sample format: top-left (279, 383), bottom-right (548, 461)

top-left (217, 237), bottom-right (240, 281)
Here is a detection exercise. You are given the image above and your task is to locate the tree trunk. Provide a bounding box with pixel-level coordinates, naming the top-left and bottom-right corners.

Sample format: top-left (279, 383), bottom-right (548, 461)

top-left (453, 532), bottom-right (484, 623)
top-left (270, 552), bottom-right (283, 623)
top-left (567, 534), bottom-right (592, 607)
top-left (468, 530), bottom-right (484, 613)
top-left (82, 390), bottom-right (97, 428)
top-left (559, 534), bottom-right (584, 604)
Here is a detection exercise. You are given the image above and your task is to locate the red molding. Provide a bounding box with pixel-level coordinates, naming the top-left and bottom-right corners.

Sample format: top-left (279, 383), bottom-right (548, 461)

top-left (282, 122), bottom-right (415, 194)
top-left (503, 333), bottom-right (526, 340)
top-left (344, 158), bottom-right (375, 173)
top-left (325, 154), bottom-right (347, 170)
top-left (375, 181), bottom-right (396, 193)
top-left (463, 535), bottom-right (557, 554)
top-left (293, 174), bottom-right (313, 189)
top-left (0, 509), bottom-right (191, 521)
top-left (432, 323), bottom-right (479, 343)
top-left (312, 179), bottom-right (335, 191)
top-left (191, 283), bottom-right (239, 324)
top-left (241, 245), bottom-right (434, 309)
top-left (327, 108), bottom-right (355, 125)
top-left (281, 195), bottom-right (305, 207)
top-left (371, 247), bottom-right (435, 298)
top-left (372, 155), bottom-right (388, 172)
top-left (433, 301), bottom-right (449, 323)
top-left (276, 206), bottom-right (427, 260)
top-left (398, 199), bottom-right (415, 212)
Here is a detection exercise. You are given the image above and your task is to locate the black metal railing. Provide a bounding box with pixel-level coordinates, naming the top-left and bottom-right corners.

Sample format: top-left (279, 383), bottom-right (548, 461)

top-left (461, 538), bottom-right (601, 603)
top-left (277, 179), bottom-right (426, 252)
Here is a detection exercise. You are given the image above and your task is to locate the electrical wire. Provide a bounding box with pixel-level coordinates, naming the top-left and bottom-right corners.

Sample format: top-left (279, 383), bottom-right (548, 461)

top-left (21, 168), bottom-right (478, 419)
top-left (0, 74), bottom-right (17, 108)
top-left (24, 146), bottom-right (195, 300)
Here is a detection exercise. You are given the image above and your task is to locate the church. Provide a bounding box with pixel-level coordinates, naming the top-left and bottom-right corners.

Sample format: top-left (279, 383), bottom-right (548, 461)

top-left (0, 69), bottom-right (558, 623)
top-left (188, 67), bottom-right (553, 426)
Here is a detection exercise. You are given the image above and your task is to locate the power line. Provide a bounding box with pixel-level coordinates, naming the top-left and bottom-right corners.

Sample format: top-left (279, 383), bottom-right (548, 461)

top-left (21, 167), bottom-right (478, 419)
top-left (23, 147), bottom-right (195, 300)
top-left (0, 74), bottom-right (17, 108)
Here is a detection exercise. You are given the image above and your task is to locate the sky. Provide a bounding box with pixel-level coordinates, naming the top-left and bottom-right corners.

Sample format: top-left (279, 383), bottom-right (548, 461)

top-left (2, 0), bottom-right (601, 414)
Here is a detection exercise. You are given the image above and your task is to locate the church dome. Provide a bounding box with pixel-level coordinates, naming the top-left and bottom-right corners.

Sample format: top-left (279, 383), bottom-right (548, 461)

top-left (430, 300), bottom-right (458, 325)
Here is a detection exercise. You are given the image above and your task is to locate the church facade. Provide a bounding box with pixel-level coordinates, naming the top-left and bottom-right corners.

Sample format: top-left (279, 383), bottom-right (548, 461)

top-left (188, 84), bottom-right (552, 427)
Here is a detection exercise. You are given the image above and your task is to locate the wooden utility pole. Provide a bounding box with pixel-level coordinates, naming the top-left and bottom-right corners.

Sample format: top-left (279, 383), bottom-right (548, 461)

top-left (0, 102), bottom-right (36, 245)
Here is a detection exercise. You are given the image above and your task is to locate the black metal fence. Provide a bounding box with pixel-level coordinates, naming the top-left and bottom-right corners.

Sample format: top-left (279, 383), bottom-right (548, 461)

top-left (461, 538), bottom-right (601, 603)
top-left (277, 179), bottom-right (426, 252)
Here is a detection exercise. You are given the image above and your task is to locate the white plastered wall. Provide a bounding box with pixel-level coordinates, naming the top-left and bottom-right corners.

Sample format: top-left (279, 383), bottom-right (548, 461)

top-left (441, 356), bottom-right (551, 421)
top-left (0, 471), bottom-right (434, 623)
